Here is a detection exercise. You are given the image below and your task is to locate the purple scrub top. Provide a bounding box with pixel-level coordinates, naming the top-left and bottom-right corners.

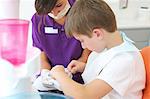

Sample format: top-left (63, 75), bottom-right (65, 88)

top-left (31, 0), bottom-right (83, 68)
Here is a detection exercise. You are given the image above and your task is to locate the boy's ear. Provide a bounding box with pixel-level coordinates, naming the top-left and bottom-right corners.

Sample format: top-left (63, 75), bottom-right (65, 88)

top-left (92, 28), bottom-right (104, 39)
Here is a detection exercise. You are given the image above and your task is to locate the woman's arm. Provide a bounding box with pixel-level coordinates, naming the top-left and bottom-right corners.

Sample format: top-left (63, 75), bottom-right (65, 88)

top-left (40, 51), bottom-right (52, 70)
top-left (78, 48), bottom-right (91, 62)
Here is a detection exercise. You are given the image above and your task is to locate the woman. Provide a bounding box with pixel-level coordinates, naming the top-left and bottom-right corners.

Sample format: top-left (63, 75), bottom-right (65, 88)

top-left (32, 0), bottom-right (91, 84)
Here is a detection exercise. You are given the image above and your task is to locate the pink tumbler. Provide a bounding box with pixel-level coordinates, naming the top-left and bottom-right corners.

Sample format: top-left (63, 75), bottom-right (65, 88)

top-left (0, 19), bottom-right (29, 67)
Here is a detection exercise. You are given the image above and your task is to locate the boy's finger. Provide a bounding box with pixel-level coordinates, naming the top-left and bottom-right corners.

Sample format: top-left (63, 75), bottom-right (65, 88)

top-left (67, 62), bottom-right (75, 70)
top-left (71, 67), bottom-right (77, 74)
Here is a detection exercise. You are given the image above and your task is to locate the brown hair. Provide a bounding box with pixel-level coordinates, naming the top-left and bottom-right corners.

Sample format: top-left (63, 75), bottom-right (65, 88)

top-left (34, 0), bottom-right (58, 33)
top-left (35, 0), bottom-right (57, 15)
top-left (65, 0), bottom-right (117, 37)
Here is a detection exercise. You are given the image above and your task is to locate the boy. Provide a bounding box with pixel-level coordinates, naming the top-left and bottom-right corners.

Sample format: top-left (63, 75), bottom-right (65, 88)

top-left (50, 0), bottom-right (146, 99)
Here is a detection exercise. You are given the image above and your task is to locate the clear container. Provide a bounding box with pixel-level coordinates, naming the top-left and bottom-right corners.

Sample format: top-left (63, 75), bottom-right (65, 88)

top-left (0, 19), bottom-right (29, 67)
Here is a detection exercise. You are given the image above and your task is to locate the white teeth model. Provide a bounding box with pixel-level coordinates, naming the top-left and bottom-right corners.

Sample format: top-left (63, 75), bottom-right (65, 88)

top-left (32, 68), bottom-right (72, 91)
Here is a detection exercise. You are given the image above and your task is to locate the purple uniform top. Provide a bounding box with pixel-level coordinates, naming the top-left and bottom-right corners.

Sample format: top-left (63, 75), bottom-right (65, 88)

top-left (31, 0), bottom-right (83, 68)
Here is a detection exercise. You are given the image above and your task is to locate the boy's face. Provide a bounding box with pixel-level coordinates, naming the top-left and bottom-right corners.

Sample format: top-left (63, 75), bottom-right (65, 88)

top-left (73, 34), bottom-right (93, 50)
top-left (73, 29), bottom-right (106, 53)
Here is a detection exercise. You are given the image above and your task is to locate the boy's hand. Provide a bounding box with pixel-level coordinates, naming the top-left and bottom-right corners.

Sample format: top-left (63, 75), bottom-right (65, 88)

top-left (51, 65), bottom-right (72, 79)
top-left (50, 65), bottom-right (65, 78)
top-left (67, 60), bottom-right (86, 74)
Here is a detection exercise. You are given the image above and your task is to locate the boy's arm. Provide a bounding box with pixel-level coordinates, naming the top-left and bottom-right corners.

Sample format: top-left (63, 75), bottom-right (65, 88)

top-left (51, 66), bottom-right (112, 99)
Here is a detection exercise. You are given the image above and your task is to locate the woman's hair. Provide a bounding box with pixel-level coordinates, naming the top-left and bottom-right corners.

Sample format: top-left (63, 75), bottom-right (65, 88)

top-left (35, 0), bottom-right (57, 15)
top-left (65, 0), bottom-right (117, 37)
top-left (34, 0), bottom-right (58, 34)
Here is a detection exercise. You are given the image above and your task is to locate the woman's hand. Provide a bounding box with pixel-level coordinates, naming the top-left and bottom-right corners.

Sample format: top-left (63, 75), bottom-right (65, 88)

top-left (67, 60), bottom-right (86, 74)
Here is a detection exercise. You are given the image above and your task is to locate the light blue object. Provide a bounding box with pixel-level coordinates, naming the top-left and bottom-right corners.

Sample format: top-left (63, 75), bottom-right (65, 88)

top-left (39, 92), bottom-right (73, 99)
top-left (1, 92), bottom-right (41, 99)
top-left (1, 92), bottom-right (73, 99)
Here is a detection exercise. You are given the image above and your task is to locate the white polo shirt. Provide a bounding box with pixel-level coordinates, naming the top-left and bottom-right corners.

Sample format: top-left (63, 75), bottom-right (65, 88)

top-left (82, 32), bottom-right (146, 99)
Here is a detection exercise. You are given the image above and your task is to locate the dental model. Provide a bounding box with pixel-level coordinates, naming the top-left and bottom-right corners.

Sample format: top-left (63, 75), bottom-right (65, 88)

top-left (32, 68), bottom-right (72, 91)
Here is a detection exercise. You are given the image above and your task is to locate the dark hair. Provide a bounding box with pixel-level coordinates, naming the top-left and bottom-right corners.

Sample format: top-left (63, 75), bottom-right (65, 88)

top-left (35, 0), bottom-right (57, 15)
top-left (65, 0), bottom-right (117, 37)
top-left (34, 0), bottom-right (57, 33)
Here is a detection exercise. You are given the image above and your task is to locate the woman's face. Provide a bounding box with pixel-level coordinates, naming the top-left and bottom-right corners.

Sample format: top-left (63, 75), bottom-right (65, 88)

top-left (51, 0), bottom-right (68, 16)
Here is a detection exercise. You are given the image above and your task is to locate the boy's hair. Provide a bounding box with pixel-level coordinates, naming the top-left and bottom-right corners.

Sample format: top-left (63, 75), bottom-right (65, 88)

top-left (35, 0), bottom-right (57, 15)
top-left (65, 0), bottom-right (117, 37)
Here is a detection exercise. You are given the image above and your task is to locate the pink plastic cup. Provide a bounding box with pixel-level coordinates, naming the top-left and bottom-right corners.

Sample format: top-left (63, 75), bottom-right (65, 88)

top-left (0, 19), bottom-right (29, 67)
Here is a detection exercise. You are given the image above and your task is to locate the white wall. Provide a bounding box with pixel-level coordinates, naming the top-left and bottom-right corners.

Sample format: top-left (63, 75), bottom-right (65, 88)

top-left (0, 0), bottom-right (19, 19)
top-left (19, 0), bottom-right (36, 47)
